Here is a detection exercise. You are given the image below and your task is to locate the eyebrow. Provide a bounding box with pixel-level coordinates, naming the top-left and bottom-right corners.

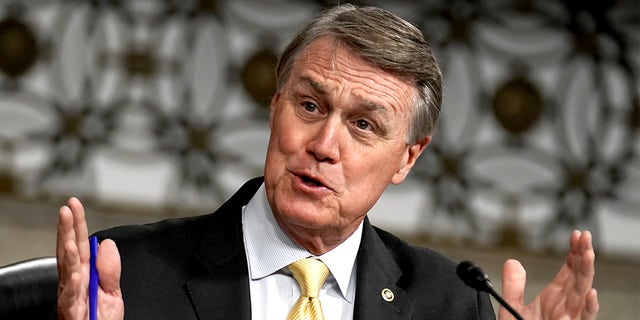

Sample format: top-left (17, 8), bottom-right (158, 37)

top-left (298, 76), bottom-right (390, 118)
top-left (300, 76), bottom-right (328, 93)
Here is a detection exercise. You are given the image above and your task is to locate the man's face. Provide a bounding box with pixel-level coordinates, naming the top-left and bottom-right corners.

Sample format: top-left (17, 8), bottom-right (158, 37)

top-left (264, 36), bottom-right (430, 250)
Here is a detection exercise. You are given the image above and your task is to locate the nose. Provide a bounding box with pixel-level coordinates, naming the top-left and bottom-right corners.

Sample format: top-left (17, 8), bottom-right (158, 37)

top-left (307, 117), bottom-right (341, 163)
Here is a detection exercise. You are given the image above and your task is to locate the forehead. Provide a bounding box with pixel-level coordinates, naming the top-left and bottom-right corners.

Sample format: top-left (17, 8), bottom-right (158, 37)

top-left (289, 36), bottom-right (415, 113)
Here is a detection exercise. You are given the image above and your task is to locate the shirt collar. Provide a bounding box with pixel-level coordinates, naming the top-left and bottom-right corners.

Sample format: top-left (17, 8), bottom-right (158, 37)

top-left (242, 183), bottom-right (363, 302)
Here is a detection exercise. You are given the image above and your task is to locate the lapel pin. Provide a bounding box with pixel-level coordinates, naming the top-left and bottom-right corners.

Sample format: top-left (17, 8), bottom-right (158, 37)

top-left (381, 288), bottom-right (394, 302)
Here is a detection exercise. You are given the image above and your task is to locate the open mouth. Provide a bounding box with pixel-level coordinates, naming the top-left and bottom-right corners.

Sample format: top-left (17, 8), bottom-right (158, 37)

top-left (300, 175), bottom-right (324, 187)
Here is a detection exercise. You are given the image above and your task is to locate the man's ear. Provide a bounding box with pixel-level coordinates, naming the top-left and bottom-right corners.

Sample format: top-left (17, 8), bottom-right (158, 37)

top-left (269, 93), bottom-right (281, 128)
top-left (391, 135), bottom-right (432, 185)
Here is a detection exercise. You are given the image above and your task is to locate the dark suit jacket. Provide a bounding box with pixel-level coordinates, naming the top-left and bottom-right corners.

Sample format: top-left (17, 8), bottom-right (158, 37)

top-left (96, 177), bottom-right (495, 319)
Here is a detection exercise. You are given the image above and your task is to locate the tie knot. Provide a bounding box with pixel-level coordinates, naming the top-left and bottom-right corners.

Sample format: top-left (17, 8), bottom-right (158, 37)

top-left (289, 258), bottom-right (330, 298)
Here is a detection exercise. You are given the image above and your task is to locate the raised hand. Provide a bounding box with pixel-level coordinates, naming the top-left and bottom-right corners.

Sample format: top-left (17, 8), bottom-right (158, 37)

top-left (500, 230), bottom-right (599, 320)
top-left (56, 197), bottom-right (124, 320)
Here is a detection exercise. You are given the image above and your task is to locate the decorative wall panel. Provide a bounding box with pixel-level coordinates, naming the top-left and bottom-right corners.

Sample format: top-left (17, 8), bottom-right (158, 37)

top-left (0, 0), bottom-right (637, 257)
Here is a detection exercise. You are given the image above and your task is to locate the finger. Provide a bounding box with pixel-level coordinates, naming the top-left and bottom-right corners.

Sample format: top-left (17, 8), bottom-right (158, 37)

top-left (558, 230), bottom-right (595, 314)
top-left (58, 238), bottom-right (82, 289)
top-left (577, 231), bottom-right (594, 262)
top-left (57, 241), bottom-right (89, 319)
top-left (57, 205), bottom-right (79, 280)
top-left (579, 232), bottom-right (595, 279)
top-left (569, 231), bottom-right (596, 311)
top-left (500, 259), bottom-right (526, 319)
top-left (56, 205), bottom-right (71, 268)
top-left (569, 231), bottom-right (595, 289)
top-left (56, 198), bottom-right (93, 320)
top-left (581, 289), bottom-right (599, 320)
top-left (96, 239), bottom-right (122, 294)
top-left (564, 231), bottom-right (585, 272)
top-left (569, 230), bottom-right (582, 255)
top-left (68, 197), bottom-right (90, 264)
top-left (57, 271), bottom-right (88, 318)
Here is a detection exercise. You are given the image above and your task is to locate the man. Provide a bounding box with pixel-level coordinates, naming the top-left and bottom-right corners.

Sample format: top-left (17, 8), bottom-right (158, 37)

top-left (56, 4), bottom-right (599, 319)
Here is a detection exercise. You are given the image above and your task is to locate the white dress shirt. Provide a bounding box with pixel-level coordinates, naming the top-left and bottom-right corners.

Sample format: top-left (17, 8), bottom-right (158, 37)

top-left (242, 184), bottom-right (363, 320)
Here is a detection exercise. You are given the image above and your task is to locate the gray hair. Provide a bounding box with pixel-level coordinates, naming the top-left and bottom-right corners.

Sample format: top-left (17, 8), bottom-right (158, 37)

top-left (275, 4), bottom-right (442, 143)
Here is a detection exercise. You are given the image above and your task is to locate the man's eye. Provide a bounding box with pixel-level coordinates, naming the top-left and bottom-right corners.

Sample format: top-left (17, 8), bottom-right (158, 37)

top-left (302, 101), bottom-right (317, 112)
top-left (355, 119), bottom-right (372, 131)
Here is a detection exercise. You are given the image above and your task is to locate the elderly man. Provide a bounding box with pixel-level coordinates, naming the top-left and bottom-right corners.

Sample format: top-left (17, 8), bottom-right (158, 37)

top-left (56, 4), bottom-right (598, 319)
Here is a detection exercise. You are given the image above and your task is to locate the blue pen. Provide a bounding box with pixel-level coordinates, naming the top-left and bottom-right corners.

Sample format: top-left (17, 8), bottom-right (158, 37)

top-left (89, 236), bottom-right (99, 320)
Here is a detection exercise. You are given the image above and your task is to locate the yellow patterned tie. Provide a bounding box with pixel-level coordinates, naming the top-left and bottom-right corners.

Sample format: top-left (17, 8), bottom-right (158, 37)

top-left (287, 258), bottom-right (330, 320)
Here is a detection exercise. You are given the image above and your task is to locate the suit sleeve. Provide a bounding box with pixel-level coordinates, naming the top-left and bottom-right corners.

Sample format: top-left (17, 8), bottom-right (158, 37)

top-left (478, 290), bottom-right (497, 319)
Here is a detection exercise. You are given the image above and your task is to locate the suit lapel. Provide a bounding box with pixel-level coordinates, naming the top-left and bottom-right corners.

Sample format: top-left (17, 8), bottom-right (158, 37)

top-left (353, 218), bottom-right (416, 320)
top-left (185, 177), bottom-right (264, 320)
top-left (186, 253), bottom-right (251, 320)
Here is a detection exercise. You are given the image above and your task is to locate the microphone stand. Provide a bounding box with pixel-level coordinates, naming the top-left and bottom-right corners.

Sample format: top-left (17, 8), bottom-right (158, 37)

top-left (483, 281), bottom-right (524, 320)
top-left (457, 260), bottom-right (525, 320)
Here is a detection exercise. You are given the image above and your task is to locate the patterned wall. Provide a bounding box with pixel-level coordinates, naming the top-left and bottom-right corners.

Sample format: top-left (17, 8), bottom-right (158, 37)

top-left (0, 0), bottom-right (638, 257)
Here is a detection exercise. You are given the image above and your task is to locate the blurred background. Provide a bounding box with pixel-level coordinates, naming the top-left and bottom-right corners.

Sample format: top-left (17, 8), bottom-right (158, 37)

top-left (0, 0), bottom-right (637, 318)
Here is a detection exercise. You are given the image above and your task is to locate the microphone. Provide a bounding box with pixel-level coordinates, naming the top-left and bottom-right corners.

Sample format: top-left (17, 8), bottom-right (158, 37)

top-left (457, 260), bottom-right (524, 320)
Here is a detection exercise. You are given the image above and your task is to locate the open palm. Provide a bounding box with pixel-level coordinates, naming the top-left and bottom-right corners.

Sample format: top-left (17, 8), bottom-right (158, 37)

top-left (499, 231), bottom-right (599, 320)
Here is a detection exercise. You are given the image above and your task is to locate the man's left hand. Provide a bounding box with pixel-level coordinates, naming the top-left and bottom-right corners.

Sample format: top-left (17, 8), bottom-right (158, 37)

top-left (500, 230), bottom-right (599, 320)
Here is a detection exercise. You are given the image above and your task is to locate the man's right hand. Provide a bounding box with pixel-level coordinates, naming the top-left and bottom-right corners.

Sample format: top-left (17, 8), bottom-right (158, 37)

top-left (56, 197), bottom-right (124, 319)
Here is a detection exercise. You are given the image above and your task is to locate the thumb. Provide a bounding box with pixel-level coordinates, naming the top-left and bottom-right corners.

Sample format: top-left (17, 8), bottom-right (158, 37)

top-left (96, 239), bottom-right (121, 293)
top-left (500, 259), bottom-right (526, 319)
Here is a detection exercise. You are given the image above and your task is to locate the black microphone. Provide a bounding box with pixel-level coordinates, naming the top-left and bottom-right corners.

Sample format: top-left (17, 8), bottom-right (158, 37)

top-left (457, 260), bottom-right (524, 320)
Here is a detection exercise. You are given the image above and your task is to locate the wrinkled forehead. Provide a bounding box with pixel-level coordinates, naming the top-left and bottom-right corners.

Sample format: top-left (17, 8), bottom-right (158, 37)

top-left (292, 37), bottom-right (415, 99)
top-left (289, 37), bottom-right (416, 129)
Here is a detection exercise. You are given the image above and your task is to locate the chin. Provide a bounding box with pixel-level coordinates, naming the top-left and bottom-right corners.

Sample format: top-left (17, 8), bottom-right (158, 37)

top-left (279, 202), bottom-right (336, 227)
